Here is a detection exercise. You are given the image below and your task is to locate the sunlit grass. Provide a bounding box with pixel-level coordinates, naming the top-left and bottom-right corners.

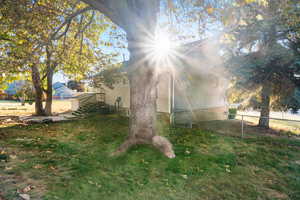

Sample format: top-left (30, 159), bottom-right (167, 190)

top-left (0, 114), bottom-right (299, 199)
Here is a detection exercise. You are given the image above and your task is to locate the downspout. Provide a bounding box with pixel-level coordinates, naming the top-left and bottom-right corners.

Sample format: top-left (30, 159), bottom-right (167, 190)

top-left (170, 72), bottom-right (175, 125)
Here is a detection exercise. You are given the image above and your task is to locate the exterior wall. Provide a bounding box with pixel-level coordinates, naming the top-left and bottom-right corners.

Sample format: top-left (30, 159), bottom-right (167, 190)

top-left (173, 66), bottom-right (229, 123)
top-left (174, 106), bottom-right (228, 124)
top-left (157, 75), bottom-right (171, 113)
top-left (103, 75), bottom-right (171, 113)
top-left (95, 67), bottom-right (228, 124)
top-left (71, 99), bottom-right (79, 111)
top-left (103, 84), bottom-right (130, 108)
top-left (174, 74), bottom-right (228, 111)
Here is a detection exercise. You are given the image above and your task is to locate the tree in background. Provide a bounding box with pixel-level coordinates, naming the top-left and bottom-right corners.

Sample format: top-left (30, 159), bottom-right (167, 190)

top-left (224, 0), bottom-right (300, 128)
top-left (91, 63), bottom-right (127, 90)
top-left (0, 0), bottom-right (112, 115)
top-left (15, 81), bottom-right (35, 105)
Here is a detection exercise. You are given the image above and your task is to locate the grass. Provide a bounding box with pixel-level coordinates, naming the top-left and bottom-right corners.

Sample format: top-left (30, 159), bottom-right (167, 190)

top-left (0, 114), bottom-right (300, 200)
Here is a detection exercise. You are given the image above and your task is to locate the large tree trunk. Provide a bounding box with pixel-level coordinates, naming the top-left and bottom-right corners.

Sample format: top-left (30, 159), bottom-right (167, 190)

top-left (31, 65), bottom-right (46, 116)
top-left (112, 9), bottom-right (175, 157)
top-left (45, 66), bottom-right (54, 116)
top-left (113, 48), bottom-right (175, 158)
top-left (258, 84), bottom-right (271, 128)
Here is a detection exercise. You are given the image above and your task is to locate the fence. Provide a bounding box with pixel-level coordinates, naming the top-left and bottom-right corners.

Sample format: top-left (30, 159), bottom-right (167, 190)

top-left (236, 114), bottom-right (300, 137)
top-left (172, 111), bottom-right (300, 138)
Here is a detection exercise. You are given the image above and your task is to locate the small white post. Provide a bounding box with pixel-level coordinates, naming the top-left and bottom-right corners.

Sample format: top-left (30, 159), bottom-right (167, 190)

top-left (189, 122), bottom-right (192, 128)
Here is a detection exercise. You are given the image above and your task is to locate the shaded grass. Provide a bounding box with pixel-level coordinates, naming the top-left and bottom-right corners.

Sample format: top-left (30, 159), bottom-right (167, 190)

top-left (0, 114), bottom-right (299, 200)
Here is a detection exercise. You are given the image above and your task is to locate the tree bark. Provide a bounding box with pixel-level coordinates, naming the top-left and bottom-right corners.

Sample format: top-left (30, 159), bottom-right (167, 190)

top-left (31, 65), bottom-right (46, 116)
top-left (44, 46), bottom-right (57, 116)
top-left (45, 66), bottom-right (54, 116)
top-left (258, 84), bottom-right (271, 128)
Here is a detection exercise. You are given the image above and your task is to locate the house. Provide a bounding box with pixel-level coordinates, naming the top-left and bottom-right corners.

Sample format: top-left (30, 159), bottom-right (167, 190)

top-left (92, 39), bottom-right (229, 124)
top-left (2, 81), bottom-right (78, 100)
top-left (52, 82), bottom-right (77, 99)
top-left (4, 80), bottom-right (26, 99)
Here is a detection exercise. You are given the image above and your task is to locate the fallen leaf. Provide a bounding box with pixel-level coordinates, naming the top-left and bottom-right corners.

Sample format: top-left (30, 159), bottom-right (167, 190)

top-left (206, 7), bottom-right (215, 14)
top-left (181, 174), bottom-right (188, 179)
top-left (226, 168), bottom-right (231, 173)
top-left (22, 185), bottom-right (34, 193)
top-left (256, 14), bottom-right (263, 20)
top-left (33, 164), bottom-right (43, 169)
top-left (19, 193), bottom-right (30, 200)
top-left (4, 166), bottom-right (12, 171)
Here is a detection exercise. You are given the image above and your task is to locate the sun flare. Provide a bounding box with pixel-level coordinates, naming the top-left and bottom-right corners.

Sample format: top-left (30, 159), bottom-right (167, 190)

top-left (145, 30), bottom-right (176, 64)
top-left (141, 29), bottom-right (181, 68)
top-left (153, 32), bottom-right (172, 57)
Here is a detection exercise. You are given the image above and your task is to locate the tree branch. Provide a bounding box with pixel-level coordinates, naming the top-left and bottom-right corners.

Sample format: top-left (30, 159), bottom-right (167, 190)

top-left (74, 14), bottom-right (85, 39)
top-left (54, 19), bottom-right (72, 40)
top-left (51, 6), bottom-right (94, 41)
top-left (41, 72), bottom-right (48, 81)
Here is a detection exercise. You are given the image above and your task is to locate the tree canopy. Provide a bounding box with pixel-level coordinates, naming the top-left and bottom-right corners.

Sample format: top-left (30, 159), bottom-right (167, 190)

top-left (0, 0), bottom-right (117, 115)
top-left (224, 0), bottom-right (300, 127)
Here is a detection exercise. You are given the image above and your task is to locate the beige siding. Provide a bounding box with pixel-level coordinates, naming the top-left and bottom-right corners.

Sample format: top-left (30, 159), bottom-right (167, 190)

top-left (157, 75), bottom-right (171, 113)
top-left (174, 74), bottom-right (228, 111)
top-left (103, 84), bottom-right (130, 108)
top-left (103, 75), bottom-right (171, 113)
top-left (174, 106), bottom-right (228, 124)
top-left (100, 71), bottom-right (228, 124)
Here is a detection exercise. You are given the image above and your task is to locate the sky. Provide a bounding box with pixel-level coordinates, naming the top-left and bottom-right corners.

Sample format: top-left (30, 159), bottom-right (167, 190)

top-left (53, 71), bottom-right (69, 83)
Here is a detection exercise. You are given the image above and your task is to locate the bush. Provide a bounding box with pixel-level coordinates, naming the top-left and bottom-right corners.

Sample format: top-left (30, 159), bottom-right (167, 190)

top-left (228, 108), bottom-right (237, 119)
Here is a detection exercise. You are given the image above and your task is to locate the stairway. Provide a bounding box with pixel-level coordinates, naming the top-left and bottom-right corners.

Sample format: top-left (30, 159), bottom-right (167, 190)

top-left (71, 92), bottom-right (115, 117)
top-left (72, 102), bottom-right (113, 117)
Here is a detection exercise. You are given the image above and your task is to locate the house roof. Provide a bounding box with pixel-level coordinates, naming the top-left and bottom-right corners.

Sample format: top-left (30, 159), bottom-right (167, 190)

top-left (53, 82), bottom-right (65, 90)
top-left (179, 39), bottom-right (210, 56)
top-left (53, 82), bottom-right (76, 98)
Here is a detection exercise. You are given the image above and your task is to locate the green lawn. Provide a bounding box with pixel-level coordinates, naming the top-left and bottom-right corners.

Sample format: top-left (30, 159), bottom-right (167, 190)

top-left (0, 114), bottom-right (300, 200)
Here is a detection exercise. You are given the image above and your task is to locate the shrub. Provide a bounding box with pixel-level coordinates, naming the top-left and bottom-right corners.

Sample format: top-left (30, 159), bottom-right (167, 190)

top-left (228, 108), bottom-right (237, 119)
